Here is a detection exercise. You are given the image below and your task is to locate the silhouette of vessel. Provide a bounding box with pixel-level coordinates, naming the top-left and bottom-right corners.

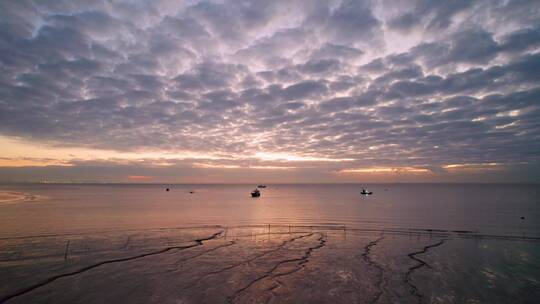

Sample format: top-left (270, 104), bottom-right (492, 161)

top-left (361, 188), bottom-right (372, 195)
top-left (251, 189), bottom-right (261, 197)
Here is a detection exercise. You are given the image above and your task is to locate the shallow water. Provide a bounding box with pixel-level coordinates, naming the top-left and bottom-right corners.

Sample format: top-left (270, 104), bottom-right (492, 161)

top-left (0, 183), bottom-right (539, 303)
top-left (0, 183), bottom-right (539, 238)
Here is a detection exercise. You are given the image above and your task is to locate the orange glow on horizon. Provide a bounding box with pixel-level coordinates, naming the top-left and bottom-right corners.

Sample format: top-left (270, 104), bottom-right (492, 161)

top-left (192, 163), bottom-right (296, 170)
top-left (249, 165), bottom-right (296, 170)
top-left (127, 175), bottom-right (153, 180)
top-left (193, 163), bottom-right (241, 169)
top-left (443, 163), bottom-right (505, 171)
top-left (340, 167), bottom-right (431, 174)
top-left (0, 158), bottom-right (72, 167)
top-left (254, 152), bottom-right (354, 162)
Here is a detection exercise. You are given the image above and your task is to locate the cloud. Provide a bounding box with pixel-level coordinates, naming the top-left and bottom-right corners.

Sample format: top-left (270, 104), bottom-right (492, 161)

top-left (320, 0), bottom-right (383, 46)
top-left (280, 80), bottom-right (328, 100)
top-left (411, 28), bottom-right (499, 68)
top-left (499, 25), bottom-right (540, 53)
top-left (0, 0), bottom-right (539, 182)
top-left (296, 59), bottom-right (341, 74)
top-left (309, 43), bottom-right (363, 61)
top-left (387, 0), bottom-right (473, 32)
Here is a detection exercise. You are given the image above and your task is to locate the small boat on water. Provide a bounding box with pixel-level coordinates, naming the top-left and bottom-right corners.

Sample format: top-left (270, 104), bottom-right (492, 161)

top-left (257, 185), bottom-right (267, 188)
top-left (251, 189), bottom-right (261, 197)
top-left (361, 188), bottom-right (373, 195)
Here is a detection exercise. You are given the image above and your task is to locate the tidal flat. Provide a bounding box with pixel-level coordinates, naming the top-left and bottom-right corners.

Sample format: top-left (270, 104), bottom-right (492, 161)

top-left (1, 225), bottom-right (539, 304)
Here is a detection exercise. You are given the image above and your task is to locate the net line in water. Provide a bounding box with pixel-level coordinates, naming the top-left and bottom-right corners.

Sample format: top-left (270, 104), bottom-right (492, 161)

top-left (1, 224), bottom-right (539, 242)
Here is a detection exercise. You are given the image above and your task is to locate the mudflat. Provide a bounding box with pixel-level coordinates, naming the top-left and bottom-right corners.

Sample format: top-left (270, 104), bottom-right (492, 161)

top-left (1, 225), bottom-right (539, 304)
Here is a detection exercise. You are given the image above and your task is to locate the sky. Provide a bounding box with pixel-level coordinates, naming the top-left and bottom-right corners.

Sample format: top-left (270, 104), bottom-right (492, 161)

top-left (0, 0), bottom-right (539, 183)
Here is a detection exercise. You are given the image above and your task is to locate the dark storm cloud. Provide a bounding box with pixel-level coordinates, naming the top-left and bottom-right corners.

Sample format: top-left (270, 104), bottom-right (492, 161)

top-left (0, 0), bottom-right (539, 182)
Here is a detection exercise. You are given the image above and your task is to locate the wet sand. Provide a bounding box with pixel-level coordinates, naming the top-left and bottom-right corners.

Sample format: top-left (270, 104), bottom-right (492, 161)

top-left (0, 191), bottom-right (41, 206)
top-left (1, 225), bottom-right (539, 304)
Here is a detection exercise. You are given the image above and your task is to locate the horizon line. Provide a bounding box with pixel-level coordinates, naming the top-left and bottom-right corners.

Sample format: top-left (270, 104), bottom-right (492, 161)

top-left (1, 181), bottom-right (538, 185)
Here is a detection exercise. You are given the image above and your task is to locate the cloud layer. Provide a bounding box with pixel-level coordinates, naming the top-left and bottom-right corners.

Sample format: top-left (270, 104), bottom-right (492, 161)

top-left (0, 0), bottom-right (539, 182)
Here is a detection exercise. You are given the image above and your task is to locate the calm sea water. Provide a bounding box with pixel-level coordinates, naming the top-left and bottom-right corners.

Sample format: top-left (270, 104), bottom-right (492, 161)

top-left (1, 183), bottom-right (538, 238)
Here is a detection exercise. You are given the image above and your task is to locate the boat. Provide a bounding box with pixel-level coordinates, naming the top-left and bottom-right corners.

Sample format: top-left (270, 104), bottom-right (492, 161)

top-left (360, 188), bottom-right (373, 195)
top-left (257, 185), bottom-right (267, 188)
top-left (251, 189), bottom-right (261, 197)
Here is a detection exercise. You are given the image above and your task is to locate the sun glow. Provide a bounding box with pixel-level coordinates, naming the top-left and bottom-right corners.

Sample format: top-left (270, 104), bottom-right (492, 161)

top-left (254, 152), bottom-right (354, 162)
top-left (443, 163), bottom-right (505, 171)
top-left (0, 158), bottom-right (72, 167)
top-left (192, 163), bottom-right (241, 169)
top-left (0, 135), bottom-right (223, 166)
top-left (340, 167), bottom-right (431, 174)
top-left (127, 175), bottom-right (153, 180)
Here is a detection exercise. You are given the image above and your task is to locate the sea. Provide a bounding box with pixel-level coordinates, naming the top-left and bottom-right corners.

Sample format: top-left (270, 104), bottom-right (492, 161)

top-left (0, 183), bottom-right (539, 238)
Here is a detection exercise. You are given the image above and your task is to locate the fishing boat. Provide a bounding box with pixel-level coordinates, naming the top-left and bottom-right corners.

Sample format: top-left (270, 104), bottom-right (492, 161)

top-left (361, 188), bottom-right (373, 195)
top-left (251, 189), bottom-right (261, 197)
top-left (257, 185), bottom-right (267, 188)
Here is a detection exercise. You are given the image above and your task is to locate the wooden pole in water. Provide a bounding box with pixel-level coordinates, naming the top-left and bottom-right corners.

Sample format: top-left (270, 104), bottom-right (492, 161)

top-left (64, 240), bottom-right (70, 261)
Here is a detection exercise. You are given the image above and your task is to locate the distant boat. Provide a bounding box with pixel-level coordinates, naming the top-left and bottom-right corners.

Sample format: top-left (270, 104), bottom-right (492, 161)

top-left (251, 189), bottom-right (261, 197)
top-left (257, 185), bottom-right (267, 188)
top-left (361, 188), bottom-right (373, 195)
